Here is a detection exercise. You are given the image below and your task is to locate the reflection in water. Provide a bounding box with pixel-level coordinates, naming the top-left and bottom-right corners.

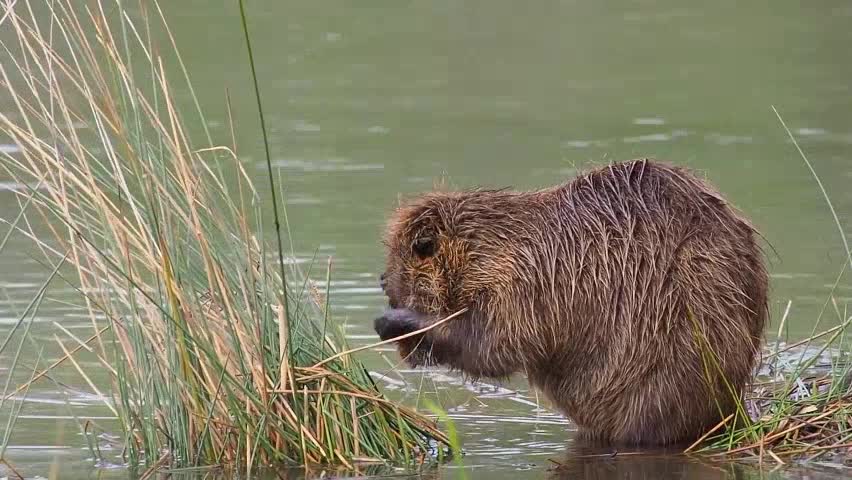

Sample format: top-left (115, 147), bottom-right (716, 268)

top-left (546, 445), bottom-right (852, 480)
top-left (245, 465), bottom-right (440, 480)
top-left (548, 446), bottom-right (746, 480)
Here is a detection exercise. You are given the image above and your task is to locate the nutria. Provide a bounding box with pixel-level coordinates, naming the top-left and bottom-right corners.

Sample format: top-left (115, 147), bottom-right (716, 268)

top-left (375, 159), bottom-right (768, 446)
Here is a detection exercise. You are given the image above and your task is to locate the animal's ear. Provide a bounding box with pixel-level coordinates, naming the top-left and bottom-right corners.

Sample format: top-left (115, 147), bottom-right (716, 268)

top-left (391, 196), bottom-right (450, 250)
top-left (400, 202), bottom-right (439, 235)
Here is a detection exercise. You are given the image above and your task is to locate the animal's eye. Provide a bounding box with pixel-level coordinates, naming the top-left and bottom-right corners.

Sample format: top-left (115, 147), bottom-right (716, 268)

top-left (412, 237), bottom-right (436, 258)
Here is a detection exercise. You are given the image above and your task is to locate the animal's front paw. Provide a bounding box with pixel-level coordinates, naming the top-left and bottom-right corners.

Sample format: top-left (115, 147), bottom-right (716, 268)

top-left (374, 308), bottom-right (424, 341)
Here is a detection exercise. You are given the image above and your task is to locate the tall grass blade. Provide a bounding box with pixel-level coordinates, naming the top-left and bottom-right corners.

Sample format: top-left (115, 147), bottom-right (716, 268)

top-left (237, 0), bottom-right (289, 318)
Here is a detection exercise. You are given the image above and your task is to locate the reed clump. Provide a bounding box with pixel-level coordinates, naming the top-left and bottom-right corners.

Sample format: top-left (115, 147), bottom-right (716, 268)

top-left (690, 304), bottom-right (852, 465)
top-left (0, 0), bottom-right (447, 472)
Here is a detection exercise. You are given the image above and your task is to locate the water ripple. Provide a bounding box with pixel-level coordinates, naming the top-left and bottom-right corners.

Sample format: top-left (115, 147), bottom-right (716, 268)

top-left (271, 157), bottom-right (383, 172)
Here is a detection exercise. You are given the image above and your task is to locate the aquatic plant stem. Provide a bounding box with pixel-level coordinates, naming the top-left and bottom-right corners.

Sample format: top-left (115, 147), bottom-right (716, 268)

top-left (684, 413), bottom-right (734, 453)
top-left (237, 0), bottom-right (289, 317)
top-left (772, 105), bottom-right (852, 271)
top-left (3, 325), bottom-right (111, 401)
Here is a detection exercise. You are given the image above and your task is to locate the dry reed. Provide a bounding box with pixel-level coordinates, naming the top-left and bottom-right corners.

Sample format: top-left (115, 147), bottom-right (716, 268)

top-left (0, 0), bottom-right (448, 473)
top-left (691, 300), bottom-right (852, 464)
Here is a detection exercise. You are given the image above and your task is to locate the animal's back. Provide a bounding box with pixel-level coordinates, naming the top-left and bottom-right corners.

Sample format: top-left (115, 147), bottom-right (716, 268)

top-left (534, 159), bottom-right (767, 445)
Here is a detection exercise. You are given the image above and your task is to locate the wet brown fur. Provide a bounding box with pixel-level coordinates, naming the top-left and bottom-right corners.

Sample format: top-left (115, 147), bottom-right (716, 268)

top-left (377, 159), bottom-right (768, 446)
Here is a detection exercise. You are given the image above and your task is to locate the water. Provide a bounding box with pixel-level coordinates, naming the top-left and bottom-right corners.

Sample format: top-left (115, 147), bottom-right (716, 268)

top-left (2, 0), bottom-right (852, 478)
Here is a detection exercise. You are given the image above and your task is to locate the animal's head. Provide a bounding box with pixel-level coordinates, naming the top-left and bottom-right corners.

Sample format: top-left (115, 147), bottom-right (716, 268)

top-left (374, 190), bottom-right (538, 377)
top-left (381, 192), bottom-right (477, 317)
